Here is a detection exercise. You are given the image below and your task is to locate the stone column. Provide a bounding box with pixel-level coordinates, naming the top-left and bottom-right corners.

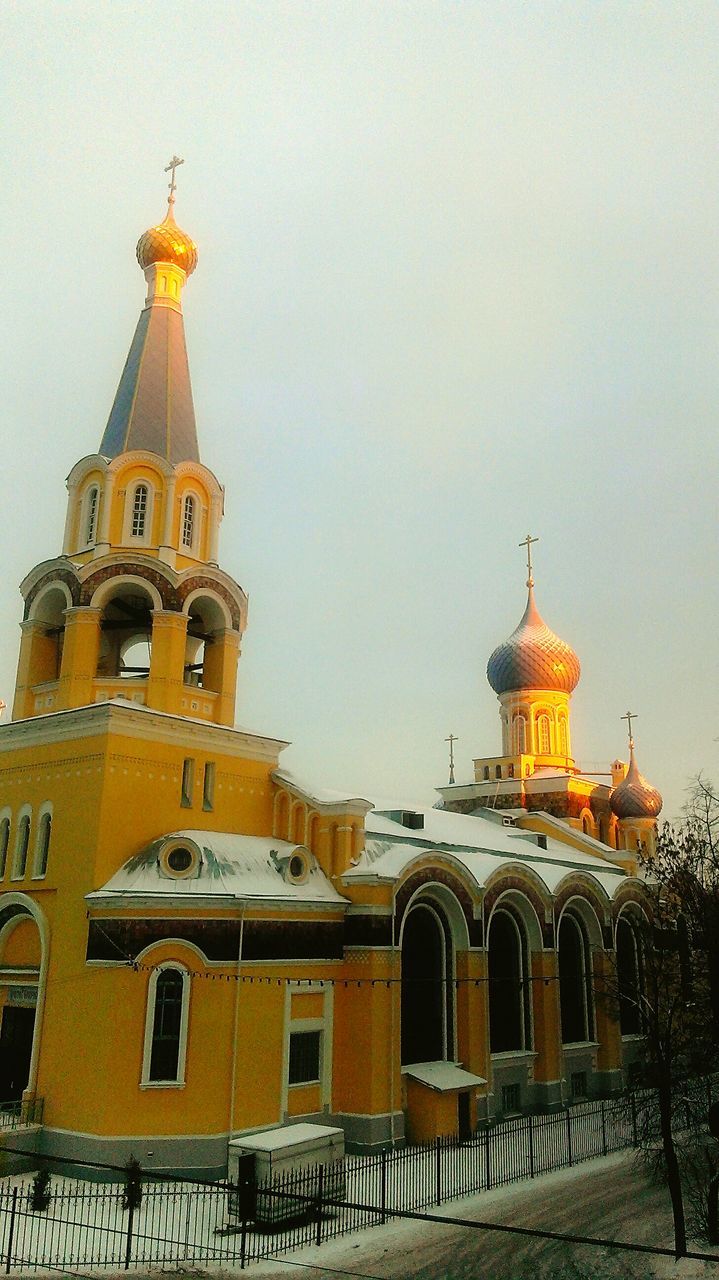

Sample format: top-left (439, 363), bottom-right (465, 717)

top-left (148, 610), bottom-right (189, 714)
top-left (57, 607), bottom-right (102, 710)
top-left (201, 627), bottom-right (241, 726)
top-left (593, 949), bottom-right (624, 1096)
top-left (530, 950), bottom-right (564, 1110)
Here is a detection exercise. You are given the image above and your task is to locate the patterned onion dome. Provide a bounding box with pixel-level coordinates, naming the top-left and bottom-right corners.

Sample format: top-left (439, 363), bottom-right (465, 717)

top-left (610, 751), bottom-right (663, 819)
top-left (136, 208), bottom-right (198, 277)
top-left (487, 586), bottom-right (581, 695)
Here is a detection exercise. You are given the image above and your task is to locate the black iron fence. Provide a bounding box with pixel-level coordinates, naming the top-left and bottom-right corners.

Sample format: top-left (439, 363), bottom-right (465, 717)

top-left (0, 1084), bottom-right (715, 1273)
top-left (0, 1100), bottom-right (43, 1133)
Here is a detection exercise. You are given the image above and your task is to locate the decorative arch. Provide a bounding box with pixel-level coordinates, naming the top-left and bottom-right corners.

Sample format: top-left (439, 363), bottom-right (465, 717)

top-left (28, 580), bottom-right (73, 623)
top-left (140, 959), bottom-right (192, 1087)
top-left (394, 863), bottom-right (481, 948)
top-left (487, 904), bottom-right (532, 1053)
top-left (274, 790), bottom-right (291, 841)
top-left (12, 806), bottom-right (32, 880)
top-left (90, 574), bottom-right (164, 614)
top-left (0, 892), bottom-right (50, 1098)
top-left (400, 888), bottom-right (461, 1066)
top-left (291, 803), bottom-right (306, 847)
top-left (32, 804), bottom-right (53, 879)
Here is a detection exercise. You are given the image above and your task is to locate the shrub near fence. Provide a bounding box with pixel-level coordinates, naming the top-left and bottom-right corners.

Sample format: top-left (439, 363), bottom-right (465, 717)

top-left (0, 1090), bottom-right (702, 1273)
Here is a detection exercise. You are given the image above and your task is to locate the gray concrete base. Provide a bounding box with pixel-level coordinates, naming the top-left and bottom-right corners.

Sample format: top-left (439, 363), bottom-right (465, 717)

top-left (0, 1125), bottom-right (42, 1175)
top-left (38, 1128), bottom-right (229, 1182)
top-left (594, 1068), bottom-right (625, 1098)
top-left (529, 1080), bottom-right (564, 1111)
top-left (32, 1110), bottom-right (407, 1182)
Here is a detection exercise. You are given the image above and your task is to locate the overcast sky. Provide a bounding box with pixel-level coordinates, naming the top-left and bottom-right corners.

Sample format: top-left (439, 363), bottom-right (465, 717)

top-left (2, 2), bottom-right (717, 820)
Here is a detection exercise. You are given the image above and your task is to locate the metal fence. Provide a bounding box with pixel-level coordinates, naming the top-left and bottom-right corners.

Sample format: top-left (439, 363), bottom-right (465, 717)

top-left (0, 1100), bottom-right (43, 1133)
top-left (0, 1093), bottom-right (656, 1274)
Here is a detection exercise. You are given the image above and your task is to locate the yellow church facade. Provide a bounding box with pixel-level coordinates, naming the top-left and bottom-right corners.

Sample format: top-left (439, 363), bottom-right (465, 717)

top-left (0, 173), bottom-right (662, 1177)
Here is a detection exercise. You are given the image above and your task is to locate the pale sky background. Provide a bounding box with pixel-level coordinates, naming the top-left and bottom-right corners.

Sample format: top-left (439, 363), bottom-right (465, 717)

top-left (2, 2), bottom-right (717, 821)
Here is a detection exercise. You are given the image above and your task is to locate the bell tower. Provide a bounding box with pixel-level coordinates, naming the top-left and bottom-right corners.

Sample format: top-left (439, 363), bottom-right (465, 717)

top-left (13, 163), bottom-right (247, 727)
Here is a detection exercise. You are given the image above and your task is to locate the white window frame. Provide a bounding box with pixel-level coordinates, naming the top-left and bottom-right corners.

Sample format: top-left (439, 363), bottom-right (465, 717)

top-left (281, 981), bottom-right (333, 1116)
top-left (12, 807), bottom-right (32, 880)
top-left (180, 492), bottom-right (200, 554)
top-left (123, 481), bottom-right (154, 546)
top-left (82, 484), bottom-right (100, 547)
top-left (140, 962), bottom-right (191, 1089)
top-left (32, 804), bottom-right (53, 879)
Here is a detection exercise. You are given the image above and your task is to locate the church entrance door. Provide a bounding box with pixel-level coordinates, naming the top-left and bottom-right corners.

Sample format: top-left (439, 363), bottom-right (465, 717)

top-left (0, 1006), bottom-right (35, 1102)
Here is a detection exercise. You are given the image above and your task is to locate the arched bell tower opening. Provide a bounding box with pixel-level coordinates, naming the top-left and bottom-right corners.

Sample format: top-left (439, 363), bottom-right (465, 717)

top-left (96, 583), bottom-right (157, 681)
top-left (183, 592), bottom-right (232, 691)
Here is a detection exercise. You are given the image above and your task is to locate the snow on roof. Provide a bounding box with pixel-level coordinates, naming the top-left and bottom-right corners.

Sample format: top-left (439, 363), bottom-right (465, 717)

top-left (273, 768), bottom-right (373, 809)
top-left (89, 832), bottom-right (346, 904)
top-left (346, 805), bottom-right (627, 900)
top-left (402, 1062), bottom-right (487, 1091)
top-left (229, 1124), bottom-right (343, 1153)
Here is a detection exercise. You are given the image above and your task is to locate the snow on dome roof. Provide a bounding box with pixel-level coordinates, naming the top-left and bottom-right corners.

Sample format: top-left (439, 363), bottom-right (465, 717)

top-left (486, 585), bottom-right (581, 696)
top-left (610, 751), bottom-right (663, 820)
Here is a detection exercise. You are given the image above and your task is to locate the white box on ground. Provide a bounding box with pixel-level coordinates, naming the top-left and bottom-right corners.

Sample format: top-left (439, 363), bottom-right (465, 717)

top-left (228, 1124), bottom-right (346, 1224)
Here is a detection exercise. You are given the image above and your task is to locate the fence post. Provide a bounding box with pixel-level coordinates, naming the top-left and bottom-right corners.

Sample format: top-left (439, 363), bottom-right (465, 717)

top-left (601, 1098), bottom-right (607, 1157)
top-left (528, 1114), bottom-right (535, 1178)
top-left (566, 1106), bottom-right (573, 1167)
top-left (124, 1200), bottom-right (134, 1271)
top-left (435, 1136), bottom-right (441, 1207)
top-left (315, 1163), bottom-right (324, 1247)
top-left (240, 1208), bottom-right (248, 1271)
top-left (380, 1147), bottom-right (387, 1225)
top-left (5, 1187), bottom-right (18, 1275)
top-left (485, 1125), bottom-right (492, 1191)
top-left (631, 1091), bottom-right (638, 1148)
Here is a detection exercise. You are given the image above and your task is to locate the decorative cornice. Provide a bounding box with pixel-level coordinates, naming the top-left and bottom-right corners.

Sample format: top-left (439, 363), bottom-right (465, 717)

top-left (0, 701), bottom-right (289, 762)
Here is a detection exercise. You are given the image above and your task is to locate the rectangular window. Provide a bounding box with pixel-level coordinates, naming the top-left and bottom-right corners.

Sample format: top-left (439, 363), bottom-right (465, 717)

top-left (501, 1083), bottom-right (521, 1114)
top-left (571, 1071), bottom-right (588, 1101)
top-left (202, 761), bottom-right (215, 811)
top-left (181, 758), bottom-right (194, 807)
top-left (288, 1030), bottom-right (321, 1085)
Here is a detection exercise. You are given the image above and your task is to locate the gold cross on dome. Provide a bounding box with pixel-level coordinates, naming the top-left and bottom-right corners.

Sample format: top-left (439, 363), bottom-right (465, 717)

top-left (445, 734), bottom-right (458, 785)
top-left (164, 155), bottom-right (184, 200)
top-left (621, 710), bottom-right (638, 749)
top-left (519, 534), bottom-right (539, 588)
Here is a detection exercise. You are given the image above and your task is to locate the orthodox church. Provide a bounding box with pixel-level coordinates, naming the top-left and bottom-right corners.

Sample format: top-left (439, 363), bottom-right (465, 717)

top-left (0, 169), bottom-right (663, 1178)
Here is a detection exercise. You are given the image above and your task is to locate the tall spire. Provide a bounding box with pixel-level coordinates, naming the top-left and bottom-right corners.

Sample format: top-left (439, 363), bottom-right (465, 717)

top-left (99, 160), bottom-right (200, 465)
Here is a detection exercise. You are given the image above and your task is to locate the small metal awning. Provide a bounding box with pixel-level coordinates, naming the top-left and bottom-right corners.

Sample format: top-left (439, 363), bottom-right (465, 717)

top-left (402, 1061), bottom-right (487, 1093)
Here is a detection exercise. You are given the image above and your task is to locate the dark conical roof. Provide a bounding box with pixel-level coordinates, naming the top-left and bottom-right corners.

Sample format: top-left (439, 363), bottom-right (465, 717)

top-left (99, 199), bottom-right (199, 464)
top-left (486, 586), bottom-right (581, 696)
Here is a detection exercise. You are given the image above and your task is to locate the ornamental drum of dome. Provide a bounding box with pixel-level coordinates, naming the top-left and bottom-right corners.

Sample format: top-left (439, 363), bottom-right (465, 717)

top-left (486, 590), bottom-right (581, 696)
top-left (136, 215), bottom-right (198, 277)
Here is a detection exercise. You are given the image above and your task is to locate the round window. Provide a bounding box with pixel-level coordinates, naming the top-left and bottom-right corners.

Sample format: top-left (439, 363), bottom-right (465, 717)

top-left (289, 854), bottom-right (305, 881)
top-left (167, 846), bottom-right (193, 874)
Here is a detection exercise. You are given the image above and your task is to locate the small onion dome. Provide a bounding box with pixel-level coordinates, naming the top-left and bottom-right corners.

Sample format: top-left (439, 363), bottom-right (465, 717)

top-left (136, 207), bottom-right (198, 277)
top-left (486, 586), bottom-right (581, 695)
top-left (610, 750), bottom-right (663, 820)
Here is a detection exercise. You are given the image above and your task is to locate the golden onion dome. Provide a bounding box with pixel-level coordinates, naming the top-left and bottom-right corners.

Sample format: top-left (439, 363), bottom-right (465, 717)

top-left (136, 206), bottom-right (198, 277)
top-left (610, 750), bottom-right (663, 820)
top-left (487, 585), bottom-right (581, 696)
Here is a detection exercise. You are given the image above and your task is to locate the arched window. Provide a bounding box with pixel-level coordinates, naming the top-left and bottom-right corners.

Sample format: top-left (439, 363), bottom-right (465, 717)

top-left (537, 715), bottom-right (551, 755)
top-left (559, 913), bottom-right (593, 1043)
top-left (131, 485), bottom-right (149, 538)
top-left (181, 495), bottom-right (195, 549)
top-left (513, 716), bottom-right (526, 754)
top-left (85, 485), bottom-right (99, 545)
top-left (34, 812), bottom-right (52, 878)
top-left (489, 909), bottom-right (531, 1052)
top-left (558, 717), bottom-right (568, 757)
top-left (143, 966), bottom-right (189, 1085)
top-left (616, 917), bottom-right (642, 1036)
top-left (0, 816), bottom-right (9, 878)
top-left (13, 813), bottom-right (31, 879)
top-left (483, 766), bottom-right (490, 781)
top-left (401, 902), bottom-right (454, 1064)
